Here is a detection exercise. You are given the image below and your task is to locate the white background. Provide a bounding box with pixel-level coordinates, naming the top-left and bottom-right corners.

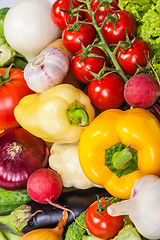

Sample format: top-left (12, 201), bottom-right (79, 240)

top-left (0, 0), bottom-right (56, 8)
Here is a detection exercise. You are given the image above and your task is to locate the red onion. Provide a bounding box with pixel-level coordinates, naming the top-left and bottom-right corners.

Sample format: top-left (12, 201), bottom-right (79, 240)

top-left (0, 128), bottom-right (49, 190)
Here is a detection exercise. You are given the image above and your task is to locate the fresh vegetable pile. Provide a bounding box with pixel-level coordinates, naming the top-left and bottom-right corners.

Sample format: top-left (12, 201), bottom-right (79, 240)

top-left (0, 0), bottom-right (160, 239)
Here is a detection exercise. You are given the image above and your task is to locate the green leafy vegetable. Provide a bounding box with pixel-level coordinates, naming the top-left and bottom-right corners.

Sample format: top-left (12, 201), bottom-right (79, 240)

top-left (138, 2), bottom-right (160, 57)
top-left (118, 0), bottom-right (155, 24)
top-left (65, 211), bottom-right (87, 240)
top-left (118, 0), bottom-right (160, 78)
top-left (0, 8), bottom-right (9, 36)
top-left (0, 228), bottom-right (20, 240)
top-left (113, 225), bottom-right (141, 240)
top-left (0, 36), bottom-right (16, 67)
top-left (82, 235), bottom-right (101, 240)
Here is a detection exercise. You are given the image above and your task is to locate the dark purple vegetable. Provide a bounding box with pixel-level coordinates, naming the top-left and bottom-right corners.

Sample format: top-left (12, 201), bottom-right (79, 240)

top-left (147, 97), bottom-right (160, 122)
top-left (24, 187), bottom-right (109, 233)
top-left (0, 187), bottom-right (109, 235)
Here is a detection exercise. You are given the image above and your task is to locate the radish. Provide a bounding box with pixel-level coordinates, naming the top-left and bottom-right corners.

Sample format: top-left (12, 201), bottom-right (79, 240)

top-left (124, 73), bottom-right (160, 108)
top-left (27, 168), bottom-right (63, 204)
top-left (27, 168), bottom-right (84, 225)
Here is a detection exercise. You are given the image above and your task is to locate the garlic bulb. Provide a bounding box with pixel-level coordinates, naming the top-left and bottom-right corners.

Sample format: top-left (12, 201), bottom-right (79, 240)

top-left (24, 47), bottom-right (70, 93)
top-left (4, 0), bottom-right (61, 62)
top-left (107, 175), bottom-right (160, 240)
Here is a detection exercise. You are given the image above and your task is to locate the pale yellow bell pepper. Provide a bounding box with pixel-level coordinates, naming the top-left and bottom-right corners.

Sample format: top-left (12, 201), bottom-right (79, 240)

top-left (14, 84), bottom-right (95, 143)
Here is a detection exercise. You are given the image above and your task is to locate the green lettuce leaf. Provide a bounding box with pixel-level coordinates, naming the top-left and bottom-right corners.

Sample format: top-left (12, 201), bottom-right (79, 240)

top-left (113, 225), bottom-right (141, 240)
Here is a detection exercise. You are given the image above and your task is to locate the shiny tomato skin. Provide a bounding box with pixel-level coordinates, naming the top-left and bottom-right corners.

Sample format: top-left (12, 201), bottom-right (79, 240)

top-left (0, 68), bottom-right (34, 130)
top-left (102, 10), bottom-right (137, 45)
top-left (116, 39), bottom-right (153, 76)
top-left (85, 200), bottom-right (124, 239)
top-left (71, 47), bottom-right (108, 84)
top-left (62, 23), bottom-right (97, 53)
top-left (85, 0), bottom-right (119, 24)
top-left (88, 72), bottom-right (124, 110)
top-left (51, 0), bottom-right (85, 30)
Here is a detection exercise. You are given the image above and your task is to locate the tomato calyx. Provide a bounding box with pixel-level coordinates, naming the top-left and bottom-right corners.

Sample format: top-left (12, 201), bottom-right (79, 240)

top-left (95, 0), bottom-right (116, 9)
top-left (66, 20), bottom-right (82, 31)
top-left (96, 196), bottom-right (115, 217)
top-left (103, 9), bottom-right (118, 31)
top-left (0, 64), bottom-right (20, 87)
top-left (88, 63), bottom-right (117, 82)
top-left (117, 32), bottom-right (135, 57)
top-left (61, 0), bottom-right (84, 24)
top-left (74, 41), bottom-right (105, 62)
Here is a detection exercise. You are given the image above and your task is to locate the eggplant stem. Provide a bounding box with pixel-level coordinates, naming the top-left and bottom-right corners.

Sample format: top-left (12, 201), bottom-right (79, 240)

top-left (46, 198), bottom-right (87, 231)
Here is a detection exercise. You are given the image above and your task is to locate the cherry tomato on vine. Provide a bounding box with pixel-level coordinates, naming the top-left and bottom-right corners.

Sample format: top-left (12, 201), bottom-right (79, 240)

top-left (85, 199), bottom-right (124, 239)
top-left (88, 72), bottom-right (124, 110)
top-left (116, 39), bottom-right (153, 76)
top-left (62, 23), bottom-right (97, 53)
top-left (102, 10), bottom-right (137, 45)
top-left (85, 0), bottom-right (119, 24)
top-left (71, 47), bottom-right (108, 84)
top-left (0, 67), bottom-right (34, 130)
top-left (51, 0), bottom-right (85, 30)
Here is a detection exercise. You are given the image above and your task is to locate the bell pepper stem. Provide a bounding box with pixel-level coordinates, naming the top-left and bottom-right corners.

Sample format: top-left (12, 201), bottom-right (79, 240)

top-left (112, 145), bottom-right (133, 169)
top-left (67, 100), bottom-right (89, 127)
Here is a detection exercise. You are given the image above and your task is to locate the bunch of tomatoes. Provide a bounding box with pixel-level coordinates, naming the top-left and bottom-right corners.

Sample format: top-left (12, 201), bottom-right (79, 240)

top-left (50, 3), bottom-right (154, 237)
top-left (51, 0), bottom-right (153, 111)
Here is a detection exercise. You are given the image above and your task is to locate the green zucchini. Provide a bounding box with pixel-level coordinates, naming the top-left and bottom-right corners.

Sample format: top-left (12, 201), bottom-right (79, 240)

top-left (0, 188), bottom-right (31, 215)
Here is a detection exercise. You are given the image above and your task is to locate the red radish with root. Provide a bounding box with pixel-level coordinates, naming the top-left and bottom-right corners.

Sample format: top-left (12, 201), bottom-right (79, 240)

top-left (124, 73), bottom-right (160, 108)
top-left (27, 168), bottom-right (82, 225)
top-left (27, 168), bottom-right (63, 204)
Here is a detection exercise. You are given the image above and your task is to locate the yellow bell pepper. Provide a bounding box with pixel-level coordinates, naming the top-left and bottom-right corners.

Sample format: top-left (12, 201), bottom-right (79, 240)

top-left (78, 108), bottom-right (160, 199)
top-left (14, 84), bottom-right (95, 143)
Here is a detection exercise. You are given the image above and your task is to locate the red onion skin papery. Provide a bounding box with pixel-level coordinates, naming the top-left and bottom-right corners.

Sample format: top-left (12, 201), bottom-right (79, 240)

top-left (147, 97), bottom-right (160, 122)
top-left (0, 128), bottom-right (49, 191)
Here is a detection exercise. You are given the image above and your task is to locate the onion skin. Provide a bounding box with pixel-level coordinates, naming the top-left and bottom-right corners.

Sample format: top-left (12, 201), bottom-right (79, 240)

top-left (0, 128), bottom-right (49, 191)
top-left (19, 211), bottom-right (68, 240)
top-left (4, 0), bottom-right (61, 62)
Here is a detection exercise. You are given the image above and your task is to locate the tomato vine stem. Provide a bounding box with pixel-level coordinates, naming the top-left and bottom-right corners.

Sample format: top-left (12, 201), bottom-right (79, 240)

top-left (74, 0), bottom-right (129, 82)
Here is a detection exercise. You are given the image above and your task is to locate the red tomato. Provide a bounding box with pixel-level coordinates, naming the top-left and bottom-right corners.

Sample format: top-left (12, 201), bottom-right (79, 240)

top-left (51, 0), bottom-right (85, 30)
top-left (86, 0), bottom-right (119, 24)
top-left (116, 39), bottom-right (153, 76)
top-left (62, 23), bottom-right (97, 53)
top-left (102, 10), bottom-right (137, 45)
top-left (88, 72), bottom-right (124, 110)
top-left (0, 67), bottom-right (34, 130)
top-left (85, 200), bottom-right (124, 239)
top-left (71, 47), bottom-right (108, 84)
